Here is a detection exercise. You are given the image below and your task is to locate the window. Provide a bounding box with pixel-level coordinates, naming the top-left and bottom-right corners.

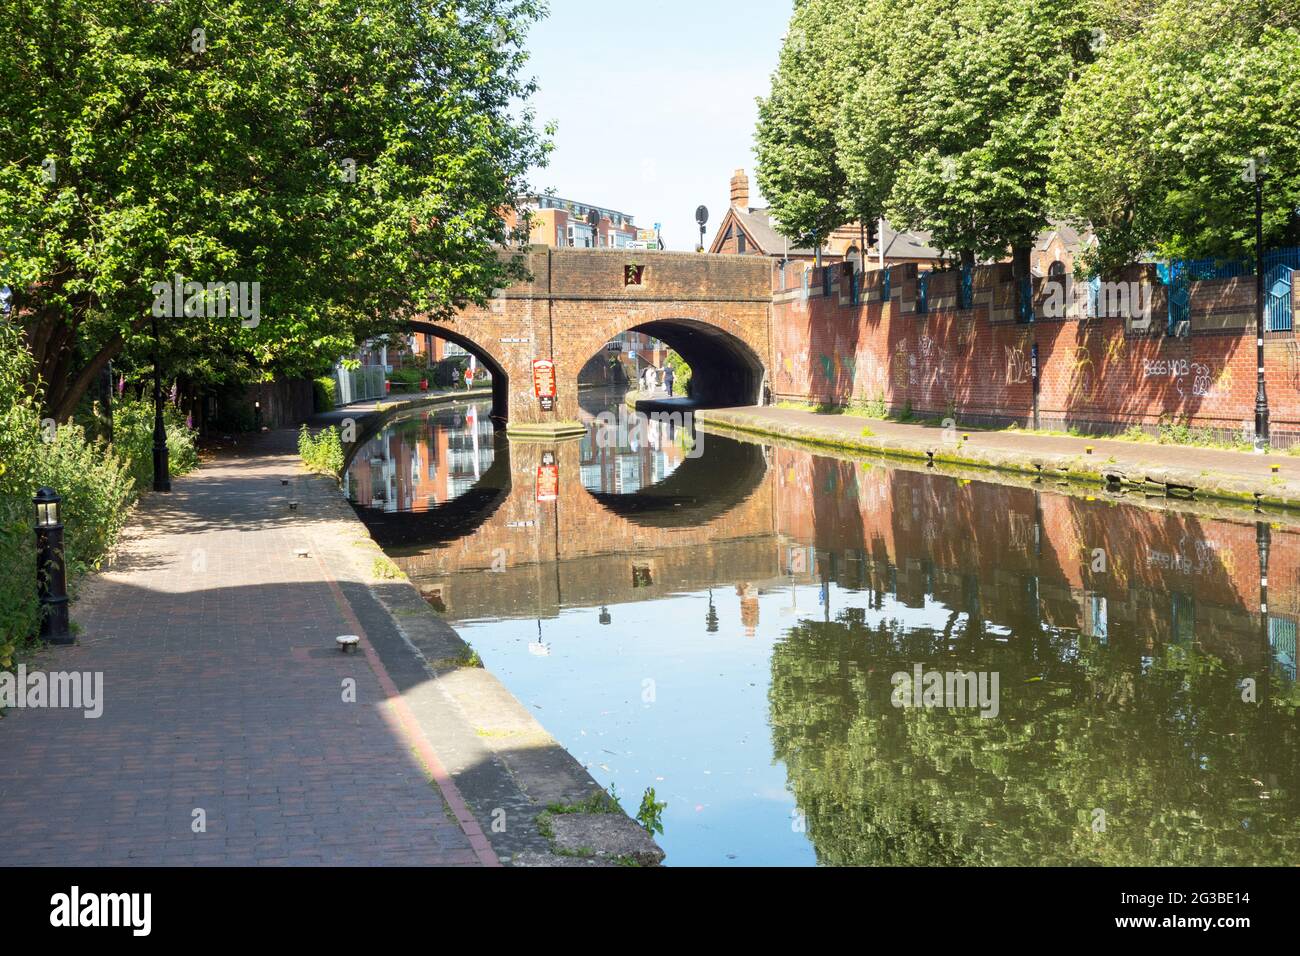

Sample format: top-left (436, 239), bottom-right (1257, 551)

top-left (737, 231), bottom-right (747, 254)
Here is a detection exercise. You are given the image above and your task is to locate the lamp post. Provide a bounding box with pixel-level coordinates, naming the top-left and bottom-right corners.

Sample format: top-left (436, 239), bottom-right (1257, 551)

top-left (34, 487), bottom-right (71, 644)
top-left (695, 205), bottom-right (708, 252)
top-left (1251, 154), bottom-right (1270, 451)
top-left (151, 312), bottom-right (171, 492)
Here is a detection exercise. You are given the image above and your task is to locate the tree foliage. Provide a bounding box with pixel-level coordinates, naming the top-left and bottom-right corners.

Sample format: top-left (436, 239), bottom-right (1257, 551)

top-left (1050, 0), bottom-right (1300, 272)
top-left (0, 0), bottom-right (549, 419)
top-left (757, 0), bottom-right (1300, 270)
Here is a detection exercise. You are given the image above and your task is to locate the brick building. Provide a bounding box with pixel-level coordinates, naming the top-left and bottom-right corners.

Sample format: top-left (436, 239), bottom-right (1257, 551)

top-left (517, 195), bottom-right (645, 249)
top-left (711, 169), bottom-right (1092, 276)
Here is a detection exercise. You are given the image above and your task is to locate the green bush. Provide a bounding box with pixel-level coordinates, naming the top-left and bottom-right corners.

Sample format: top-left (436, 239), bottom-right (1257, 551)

top-left (386, 366), bottom-right (425, 387)
top-left (298, 425), bottom-right (345, 476)
top-left (314, 376), bottom-right (337, 412)
top-left (110, 397), bottom-right (200, 491)
top-left (665, 350), bottom-right (692, 397)
top-left (0, 323), bottom-right (203, 668)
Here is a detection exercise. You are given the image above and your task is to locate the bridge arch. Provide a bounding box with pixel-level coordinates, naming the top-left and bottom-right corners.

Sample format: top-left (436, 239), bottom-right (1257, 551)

top-left (406, 248), bottom-right (774, 434)
top-left (408, 319), bottom-right (511, 425)
top-left (618, 317), bottom-right (766, 407)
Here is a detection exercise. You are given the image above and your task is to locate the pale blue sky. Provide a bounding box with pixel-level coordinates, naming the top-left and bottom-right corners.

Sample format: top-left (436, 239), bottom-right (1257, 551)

top-left (523, 1), bottom-right (793, 250)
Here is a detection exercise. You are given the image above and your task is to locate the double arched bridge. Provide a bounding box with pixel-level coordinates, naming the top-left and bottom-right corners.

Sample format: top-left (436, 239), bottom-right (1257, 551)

top-left (409, 248), bottom-right (773, 435)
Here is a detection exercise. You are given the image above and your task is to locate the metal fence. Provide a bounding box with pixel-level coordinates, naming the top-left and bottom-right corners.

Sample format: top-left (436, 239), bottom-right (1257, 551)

top-left (1157, 246), bottom-right (1300, 334)
top-left (332, 365), bottom-right (385, 406)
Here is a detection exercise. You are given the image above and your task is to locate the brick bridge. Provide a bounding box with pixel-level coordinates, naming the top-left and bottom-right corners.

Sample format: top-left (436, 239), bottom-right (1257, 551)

top-left (410, 248), bottom-right (773, 434)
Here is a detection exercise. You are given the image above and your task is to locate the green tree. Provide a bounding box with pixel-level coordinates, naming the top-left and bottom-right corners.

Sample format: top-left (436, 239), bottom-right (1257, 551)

top-left (0, 0), bottom-right (549, 420)
top-left (1050, 0), bottom-right (1300, 272)
top-left (754, 0), bottom-right (855, 248)
top-left (881, 0), bottom-right (1095, 268)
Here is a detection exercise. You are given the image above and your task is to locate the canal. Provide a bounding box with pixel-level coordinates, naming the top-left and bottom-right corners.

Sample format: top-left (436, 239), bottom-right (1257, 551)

top-left (345, 389), bottom-right (1300, 866)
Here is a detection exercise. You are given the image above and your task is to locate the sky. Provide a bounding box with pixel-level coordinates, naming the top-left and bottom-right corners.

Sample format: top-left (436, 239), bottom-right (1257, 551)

top-left (522, 1), bottom-right (793, 251)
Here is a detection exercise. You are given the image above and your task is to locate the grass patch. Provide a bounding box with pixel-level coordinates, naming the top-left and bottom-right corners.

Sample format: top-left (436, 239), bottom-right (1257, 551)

top-left (371, 555), bottom-right (405, 580)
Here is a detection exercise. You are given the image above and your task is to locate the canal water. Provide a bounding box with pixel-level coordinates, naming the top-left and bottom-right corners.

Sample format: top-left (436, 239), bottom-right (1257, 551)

top-left (346, 390), bottom-right (1300, 866)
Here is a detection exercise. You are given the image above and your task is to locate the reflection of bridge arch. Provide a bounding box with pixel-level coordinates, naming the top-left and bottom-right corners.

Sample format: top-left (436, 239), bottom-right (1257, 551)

top-left (350, 429), bottom-right (512, 551)
top-left (588, 432), bottom-right (769, 528)
top-left (408, 319), bottom-right (510, 425)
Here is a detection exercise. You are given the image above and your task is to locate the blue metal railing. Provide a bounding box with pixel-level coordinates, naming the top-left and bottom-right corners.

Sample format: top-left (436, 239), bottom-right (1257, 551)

top-left (959, 265), bottom-right (973, 309)
top-left (1266, 264), bottom-right (1293, 332)
top-left (1016, 277), bottom-right (1034, 323)
top-left (1157, 246), bottom-right (1300, 335)
top-left (917, 271), bottom-right (929, 314)
top-left (881, 267), bottom-right (891, 304)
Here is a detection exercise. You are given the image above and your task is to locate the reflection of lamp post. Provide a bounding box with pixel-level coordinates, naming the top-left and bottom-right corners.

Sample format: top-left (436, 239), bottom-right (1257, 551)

top-left (599, 606), bottom-right (611, 626)
top-left (705, 589), bottom-right (718, 634)
top-left (1258, 519), bottom-right (1271, 666)
top-left (34, 487), bottom-right (71, 645)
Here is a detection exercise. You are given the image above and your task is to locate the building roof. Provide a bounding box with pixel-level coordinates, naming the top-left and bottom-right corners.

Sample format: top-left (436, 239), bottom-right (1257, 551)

top-left (877, 221), bottom-right (944, 260)
top-left (731, 207), bottom-right (818, 257)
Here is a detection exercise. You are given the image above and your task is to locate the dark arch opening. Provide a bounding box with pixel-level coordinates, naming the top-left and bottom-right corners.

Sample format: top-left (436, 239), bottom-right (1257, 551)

top-left (586, 431), bottom-right (768, 529)
top-left (407, 320), bottom-right (510, 425)
top-left (616, 318), bottom-right (765, 407)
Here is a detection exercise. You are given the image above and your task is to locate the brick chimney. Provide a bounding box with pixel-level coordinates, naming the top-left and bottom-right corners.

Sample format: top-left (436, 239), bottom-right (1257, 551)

top-left (730, 169), bottom-right (749, 210)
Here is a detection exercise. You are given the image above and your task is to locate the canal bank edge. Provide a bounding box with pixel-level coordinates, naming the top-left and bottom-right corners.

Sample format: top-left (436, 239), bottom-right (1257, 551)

top-left (305, 401), bottom-right (666, 867)
top-left (696, 407), bottom-right (1300, 519)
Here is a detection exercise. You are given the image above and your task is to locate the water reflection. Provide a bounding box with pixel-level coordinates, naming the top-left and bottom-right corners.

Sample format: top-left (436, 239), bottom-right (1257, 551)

top-left (351, 397), bottom-right (1300, 866)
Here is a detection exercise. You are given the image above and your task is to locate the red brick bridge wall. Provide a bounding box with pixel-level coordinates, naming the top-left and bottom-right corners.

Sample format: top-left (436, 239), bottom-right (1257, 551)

top-left (411, 248), bottom-right (773, 427)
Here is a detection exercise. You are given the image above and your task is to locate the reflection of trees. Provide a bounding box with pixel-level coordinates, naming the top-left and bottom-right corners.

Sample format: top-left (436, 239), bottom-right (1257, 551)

top-left (769, 612), bottom-right (1300, 866)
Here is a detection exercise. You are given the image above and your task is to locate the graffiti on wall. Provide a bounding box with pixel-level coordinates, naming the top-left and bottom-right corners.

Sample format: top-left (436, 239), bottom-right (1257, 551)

top-left (1140, 358), bottom-right (1231, 401)
top-left (1005, 345), bottom-right (1031, 385)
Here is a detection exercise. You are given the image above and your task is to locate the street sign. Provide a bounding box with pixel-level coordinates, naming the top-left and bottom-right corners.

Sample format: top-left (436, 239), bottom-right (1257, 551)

top-left (532, 358), bottom-right (556, 412)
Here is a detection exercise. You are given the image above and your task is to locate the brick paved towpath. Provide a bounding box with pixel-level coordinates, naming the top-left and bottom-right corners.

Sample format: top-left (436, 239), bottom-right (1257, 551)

top-left (0, 427), bottom-right (496, 867)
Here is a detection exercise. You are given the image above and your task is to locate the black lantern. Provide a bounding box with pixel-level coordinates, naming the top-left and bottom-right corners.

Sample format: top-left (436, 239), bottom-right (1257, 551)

top-left (33, 487), bottom-right (71, 644)
top-left (599, 606), bottom-right (611, 626)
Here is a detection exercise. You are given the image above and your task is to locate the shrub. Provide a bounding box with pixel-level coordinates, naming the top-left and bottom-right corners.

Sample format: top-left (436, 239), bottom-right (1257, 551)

top-left (314, 376), bottom-right (337, 412)
top-left (110, 397), bottom-right (200, 491)
top-left (298, 425), bottom-right (345, 476)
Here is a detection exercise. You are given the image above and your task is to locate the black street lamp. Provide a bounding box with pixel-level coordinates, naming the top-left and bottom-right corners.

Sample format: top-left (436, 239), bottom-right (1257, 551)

top-left (33, 487), bottom-right (71, 645)
top-left (151, 312), bottom-right (171, 492)
top-left (1252, 154), bottom-right (1270, 451)
top-left (695, 205), bottom-right (709, 252)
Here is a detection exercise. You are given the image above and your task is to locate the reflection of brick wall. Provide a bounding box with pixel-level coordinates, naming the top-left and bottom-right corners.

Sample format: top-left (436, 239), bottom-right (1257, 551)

top-left (775, 262), bottom-right (1300, 444)
top-left (772, 447), bottom-right (1296, 664)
